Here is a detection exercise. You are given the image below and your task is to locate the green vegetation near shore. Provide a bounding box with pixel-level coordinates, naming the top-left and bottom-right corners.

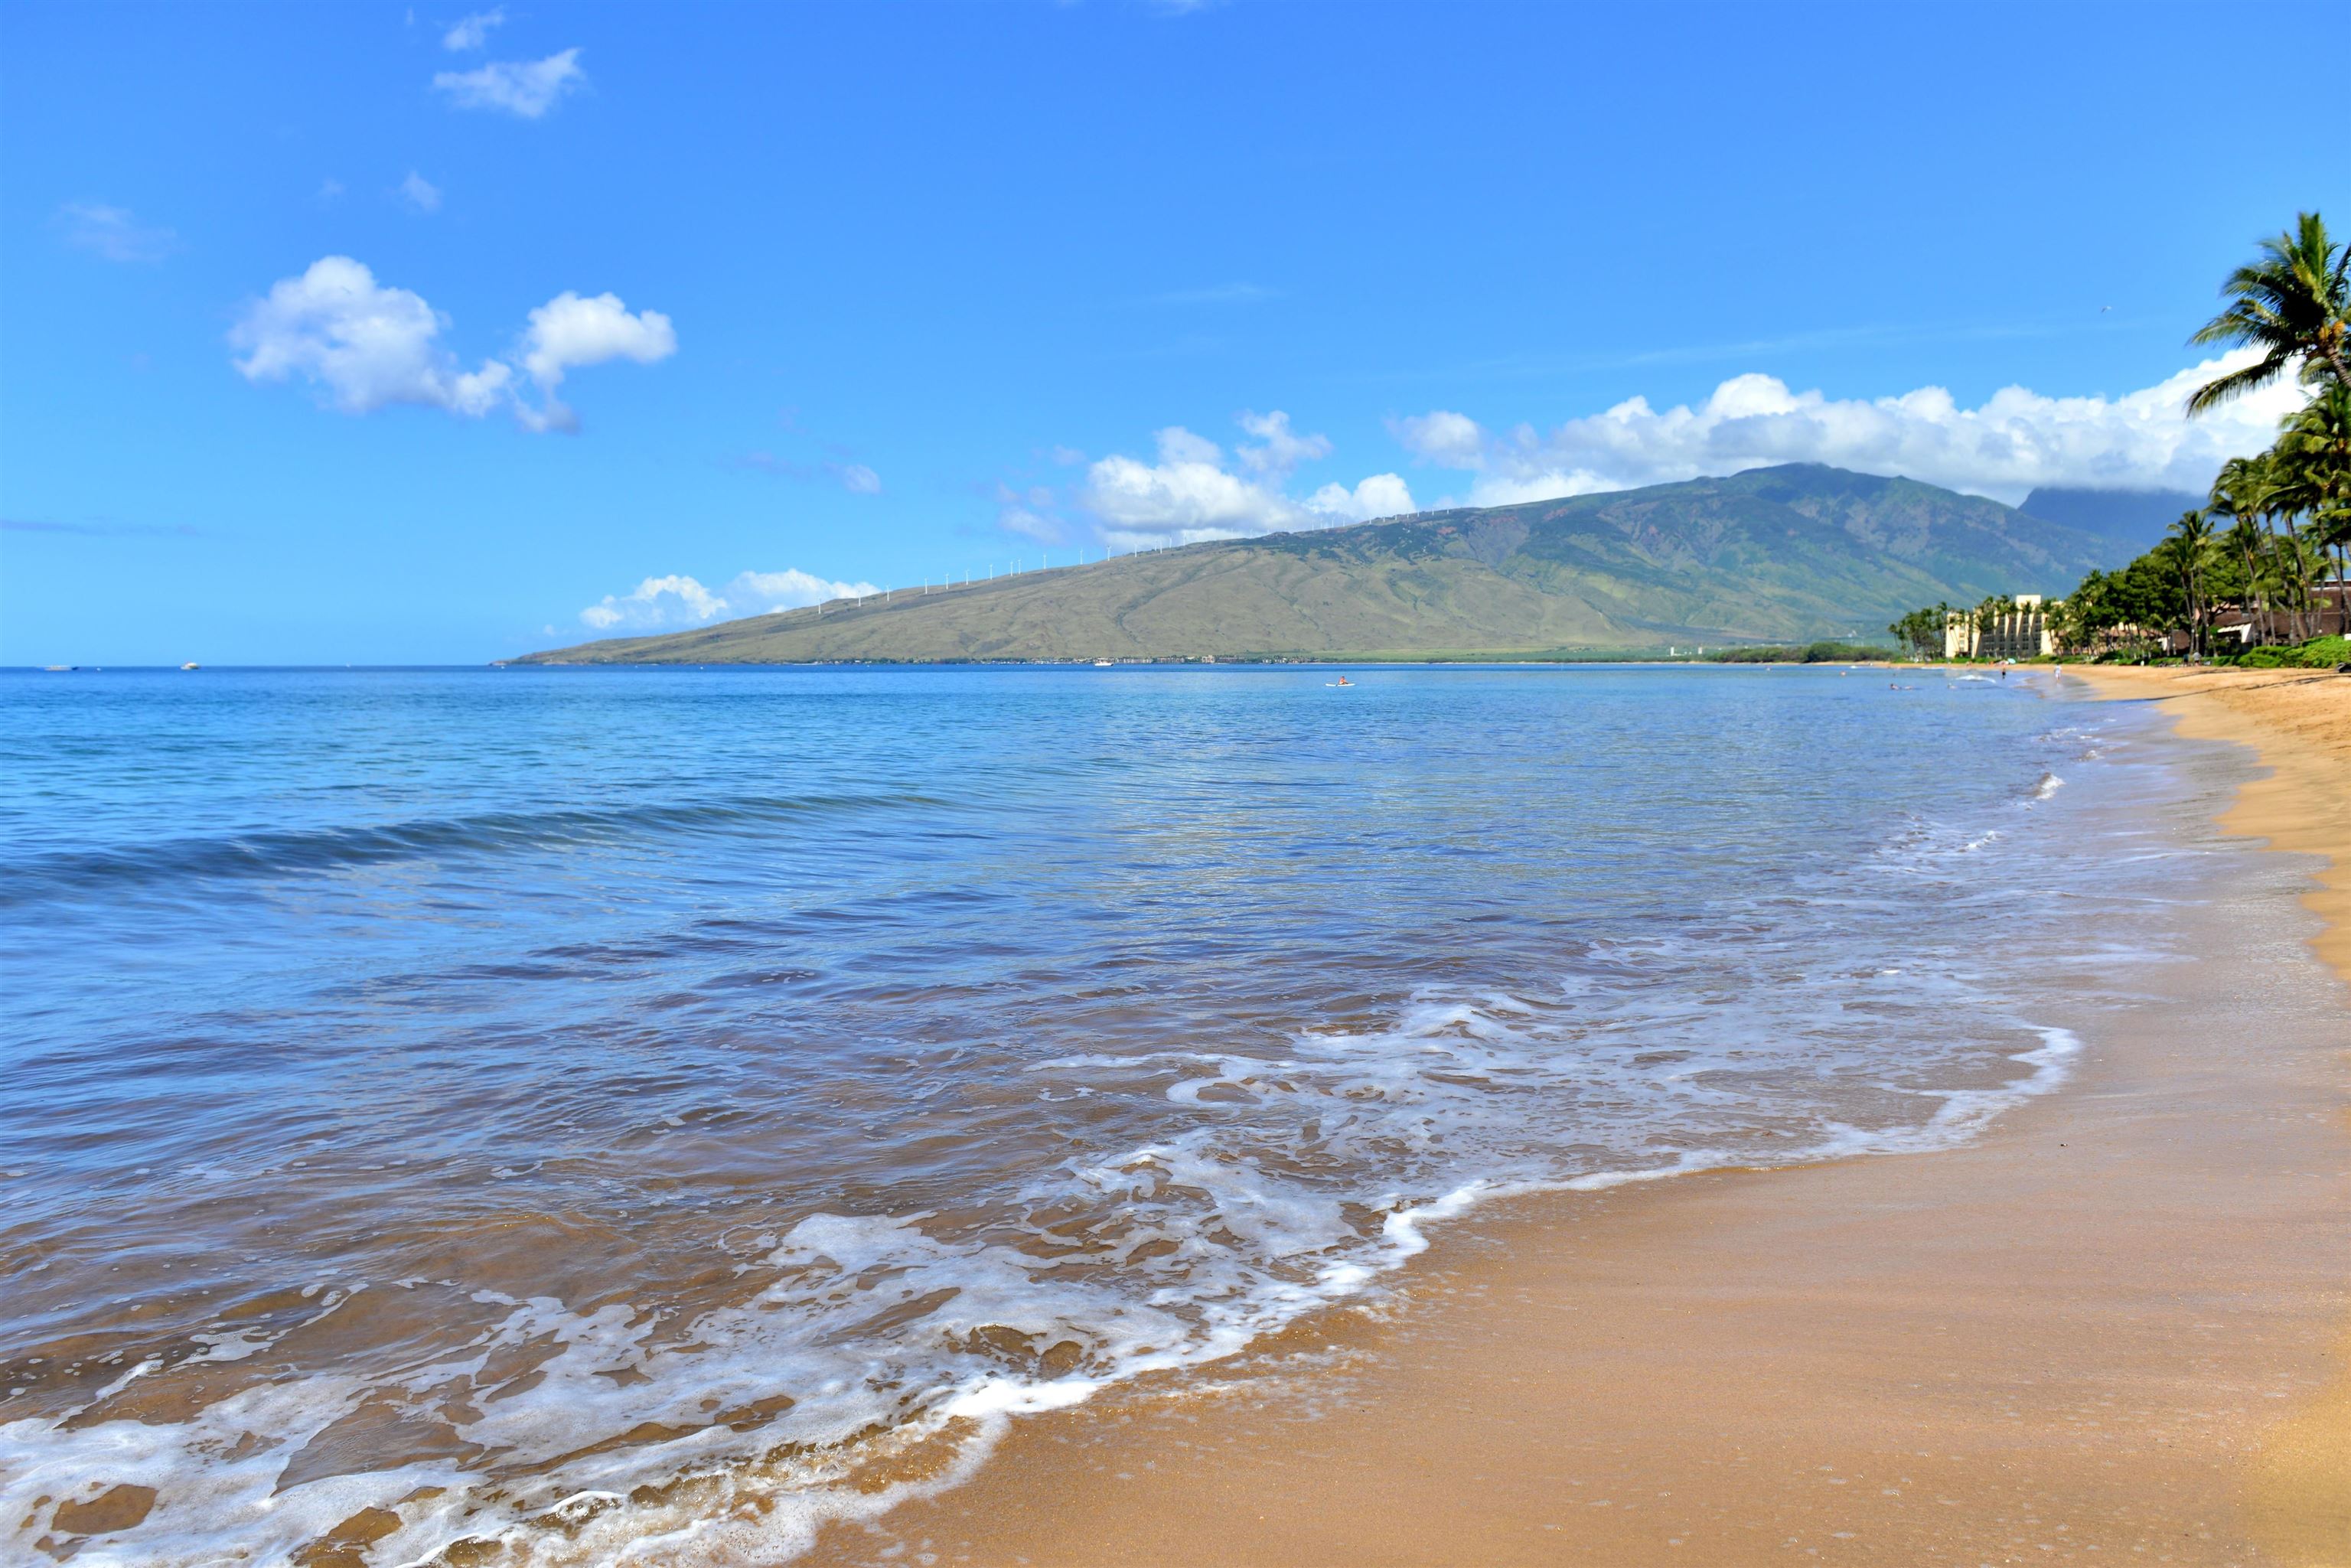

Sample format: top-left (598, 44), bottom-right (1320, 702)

top-left (1886, 210), bottom-right (2349, 669)
top-left (1708, 641), bottom-right (1892, 663)
top-left (2230, 634), bottom-right (2351, 669)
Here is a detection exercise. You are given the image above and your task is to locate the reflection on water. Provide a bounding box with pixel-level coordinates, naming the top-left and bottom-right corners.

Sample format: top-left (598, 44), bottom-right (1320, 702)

top-left (0, 665), bottom-right (2185, 1563)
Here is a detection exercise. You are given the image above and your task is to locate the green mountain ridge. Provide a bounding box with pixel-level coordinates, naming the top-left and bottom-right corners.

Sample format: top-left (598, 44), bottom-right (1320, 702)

top-left (522, 464), bottom-right (2121, 664)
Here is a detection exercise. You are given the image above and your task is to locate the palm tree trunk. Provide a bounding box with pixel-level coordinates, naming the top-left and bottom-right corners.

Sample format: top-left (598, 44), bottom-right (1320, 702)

top-left (2239, 541), bottom-right (2261, 645)
top-left (2266, 532), bottom-right (2283, 641)
top-left (2294, 521), bottom-right (2316, 639)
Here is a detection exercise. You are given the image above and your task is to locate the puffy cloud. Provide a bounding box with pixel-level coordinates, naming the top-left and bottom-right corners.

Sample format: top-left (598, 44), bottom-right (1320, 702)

top-left (1392, 351), bottom-right (2307, 507)
top-left (229, 256), bottom-right (512, 416)
top-left (578, 568), bottom-right (881, 631)
top-left (520, 291), bottom-right (676, 386)
top-left (580, 574), bottom-right (724, 629)
top-left (1079, 418), bottom-right (1415, 548)
top-left (1307, 472), bottom-right (1417, 522)
top-left (442, 8), bottom-right (504, 49)
top-left (1236, 409), bottom-right (1332, 476)
top-left (57, 201), bottom-right (176, 263)
top-left (725, 568), bottom-right (882, 611)
top-left (514, 290), bottom-right (677, 432)
top-left (432, 48), bottom-right (584, 118)
top-left (230, 257), bottom-right (671, 430)
top-left (1084, 427), bottom-right (1307, 547)
top-left (398, 171), bottom-right (442, 213)
top-left (1386, 409), bottom-right (1484, 468)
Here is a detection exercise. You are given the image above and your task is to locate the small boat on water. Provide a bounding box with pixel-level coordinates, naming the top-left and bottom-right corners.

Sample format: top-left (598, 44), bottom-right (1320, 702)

top-left (1094, 659), bottom-right (1113, 667)
top-left (181, 662), bottom-right (201, 670)
top-left (44, 665), bottom-right (68, 673)
top-left (1325, 675), bottom-right (1354, 687)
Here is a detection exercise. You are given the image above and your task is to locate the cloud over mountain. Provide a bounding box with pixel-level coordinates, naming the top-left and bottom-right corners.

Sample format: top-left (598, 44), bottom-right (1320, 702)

top-left (1390, 351), bottom-right (2306, 507)
top-left (579, 568), bottom-right (882, 631)
top-left (1078, 413), bottom-right (1416, 549)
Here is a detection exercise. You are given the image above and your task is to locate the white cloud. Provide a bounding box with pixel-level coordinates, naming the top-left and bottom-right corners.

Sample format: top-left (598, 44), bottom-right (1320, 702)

top-left (991, 482), bottom-right (1066, 542)
top-left (442, 7), bottom-right (504, 49)
top-left (999, 507), bottom-right (1062, 543)
top-left (727, 568), bottom-right (882, 611)
top-left (432, 48), bottom-right (584, 118)
top-left (1385, 409), bottom-right (1483, 468)
top-left (229, 256), bottom-right (512, 416)
top-left (1307, 472), bottom-right (1417, 522)
top-left (838, 463), bottom-right (882, 494)
top-left (1079, 417), bottom-right (1415, 548)
top-left (514, 290), bottom-right (677, 431)
top-left (57, 201), bottom-right (176, 263)
top-left (399, 171), bottom-right (442, 213)
top-left (578, 568), bottom-right (882, 631)
top-left (1391, 350), bottom-right (2308, 507)
top-left (318, 178), bottom-right (346, 203)
top-left (1084, 428), bottom-right (1305, 547)
top-left (230, 257), bottom-right (672, 430)
top-left (1235, 409), bottom-right (1332, 476)
top-left (580, 574), bottom-right (724, 629)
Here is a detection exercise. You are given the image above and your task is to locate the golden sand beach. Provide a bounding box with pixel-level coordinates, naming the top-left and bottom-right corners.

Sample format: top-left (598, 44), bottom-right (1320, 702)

top-left (808, 667), bottom-right (2351, 1568)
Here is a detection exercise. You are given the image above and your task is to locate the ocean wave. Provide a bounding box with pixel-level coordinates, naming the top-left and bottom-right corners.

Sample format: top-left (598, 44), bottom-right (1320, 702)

top-left (0, 791), bottom-right (950, 908)
top-left (2, 977), bottom-right (2095, 1566)
top-left (0, 671), bottom-right (2182, 1566)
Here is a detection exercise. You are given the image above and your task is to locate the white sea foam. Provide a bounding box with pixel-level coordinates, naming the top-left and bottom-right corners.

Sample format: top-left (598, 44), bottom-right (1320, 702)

top-left (2, 676), bottom-right (2177, 1567)
top-left (1, 995), bottom-right (2104, 1566)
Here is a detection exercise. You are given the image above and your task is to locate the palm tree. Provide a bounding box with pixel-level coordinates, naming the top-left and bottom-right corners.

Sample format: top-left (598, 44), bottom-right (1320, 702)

top-left (2222, 513), bottom-right (2269, 639)
top-left (1971, 595), bottom-right (2015, 659)
top-left (2209, 457), bottom-right (2262, 639)
top-left (2187, 211), bottom-right (2350, 414)
top-left (2167, 510), bottom-right (2217, 656)
top-left (2153, 534), bottom-right (2202, 656)
top-left (2267, 381), bottom-right (2351, 614)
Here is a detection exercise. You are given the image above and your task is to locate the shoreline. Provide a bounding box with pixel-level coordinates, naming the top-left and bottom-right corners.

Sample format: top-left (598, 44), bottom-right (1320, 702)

top-left (803, 667), bottom-right (2351, 1566)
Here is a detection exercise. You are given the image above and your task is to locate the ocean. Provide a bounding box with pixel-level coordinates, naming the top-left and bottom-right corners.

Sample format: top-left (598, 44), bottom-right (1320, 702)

top-left (0, 663), bottom-right (2197, 1564)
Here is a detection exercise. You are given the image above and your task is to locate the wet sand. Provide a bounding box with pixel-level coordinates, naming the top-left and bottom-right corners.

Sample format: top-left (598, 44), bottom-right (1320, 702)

top-left (809, 667), bottom-right (2351, 1567)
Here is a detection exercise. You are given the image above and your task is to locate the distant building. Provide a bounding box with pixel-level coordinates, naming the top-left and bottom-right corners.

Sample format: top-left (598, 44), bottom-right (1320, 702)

top-left (1945, 595), bottom-right (2057, 660)
top-left (2206, 582), bottom-right (2349, 647)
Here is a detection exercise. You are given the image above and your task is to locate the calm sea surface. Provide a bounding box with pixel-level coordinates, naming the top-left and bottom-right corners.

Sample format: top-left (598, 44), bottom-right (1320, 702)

top-left (2, 665), bottom-right (2196, 1563)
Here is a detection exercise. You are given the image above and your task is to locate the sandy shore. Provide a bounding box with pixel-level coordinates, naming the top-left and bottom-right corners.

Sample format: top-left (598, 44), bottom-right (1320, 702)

top-left (805, 667), bottom-right (2351, 1567)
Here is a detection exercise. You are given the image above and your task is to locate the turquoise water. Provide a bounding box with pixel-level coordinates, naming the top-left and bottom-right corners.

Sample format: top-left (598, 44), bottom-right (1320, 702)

top-left (1, 664), bottom-right (2185, 1563)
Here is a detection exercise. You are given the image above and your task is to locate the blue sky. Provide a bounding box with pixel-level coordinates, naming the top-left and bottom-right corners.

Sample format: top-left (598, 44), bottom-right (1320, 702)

top-left (3, 1), bottom-right (2343, 664)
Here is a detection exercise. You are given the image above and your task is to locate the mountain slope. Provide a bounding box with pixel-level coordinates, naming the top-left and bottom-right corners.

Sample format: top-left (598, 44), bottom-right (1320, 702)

top-left (523, 465), bottom-right (2122, 663)
top-left (2018, 486), bottom-right (2202, 558)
